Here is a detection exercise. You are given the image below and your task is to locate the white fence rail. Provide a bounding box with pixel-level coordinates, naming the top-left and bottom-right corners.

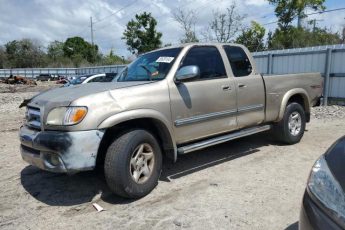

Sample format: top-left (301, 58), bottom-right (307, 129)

top-left (0, 65), bottom-right (126, 79)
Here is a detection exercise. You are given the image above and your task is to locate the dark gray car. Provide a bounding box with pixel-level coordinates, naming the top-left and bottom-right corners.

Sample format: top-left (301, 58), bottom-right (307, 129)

top-left (300, 136), bottom-right (345, 230)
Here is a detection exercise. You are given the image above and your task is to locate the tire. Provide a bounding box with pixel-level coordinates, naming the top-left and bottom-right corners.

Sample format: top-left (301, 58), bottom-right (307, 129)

top-left (273, 102), bottom-right (306, 144)
top-left (104, 129), bottom-right (162, 198)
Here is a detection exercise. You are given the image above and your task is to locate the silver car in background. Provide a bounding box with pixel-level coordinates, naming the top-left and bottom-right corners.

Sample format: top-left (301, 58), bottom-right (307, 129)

top-left (64, 73), bottom-right (117, 86)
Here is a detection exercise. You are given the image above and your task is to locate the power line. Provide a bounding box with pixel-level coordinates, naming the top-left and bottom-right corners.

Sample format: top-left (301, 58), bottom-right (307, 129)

top-left (307, 7), bottom-right (345, 16)
top-left (96, 0), bottom-right (209, 32)
top-left (95, 0), bottom-right (276, 46)
top-left (95, 0), bottom-right (211, 44)
top-left (94, 3), bottom-right (148, 31)
top-left (262, 7), bottom-right (345, 26)
top-left (70, 0), bottom-right (138, 38)
top-left (93, 0), bottom-right (139, 25)
top-left (87, 4), bottom-right (345, 51)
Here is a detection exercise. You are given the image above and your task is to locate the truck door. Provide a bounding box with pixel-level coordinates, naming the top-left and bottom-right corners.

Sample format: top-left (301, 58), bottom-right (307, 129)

top-left (222, 45), bottom-right (265, 129)
top-left (169, 46), bottom-right (237, 144)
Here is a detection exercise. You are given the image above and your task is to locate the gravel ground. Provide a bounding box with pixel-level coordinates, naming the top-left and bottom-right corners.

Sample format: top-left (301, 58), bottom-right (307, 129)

top-left (0, 91), bottom-right (37, 132)
top-left (0, 81), bottom-right (59, 93)
top-left (0, 82), bottom-right (57, 132)
top-left (0, 86), bottom-right (344, 229)
top-left (311, 105), bottom-right (345, 120)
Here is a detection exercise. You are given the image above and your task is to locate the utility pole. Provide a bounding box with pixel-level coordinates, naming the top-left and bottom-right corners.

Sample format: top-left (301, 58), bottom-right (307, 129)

top-left (297, 15), bottom-right (302, 28)
top-left (343, 18), bottom-right (345, 43)
top-left (311, 19), bottom-right (323, 32)
top-left (90, 16), bottom-right (95, 62)
top-left (297, 9), bottom-right (303, 28)
top-left (90, 17), bottom-right (94, 45)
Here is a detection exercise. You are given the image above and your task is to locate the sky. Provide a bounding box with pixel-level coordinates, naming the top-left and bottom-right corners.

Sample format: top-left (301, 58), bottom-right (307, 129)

top-left (0, 0), bottom-right (344, 57)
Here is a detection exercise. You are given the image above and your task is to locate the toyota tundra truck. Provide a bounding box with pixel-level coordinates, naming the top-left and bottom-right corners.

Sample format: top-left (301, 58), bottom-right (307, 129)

top-left (19, 43), bottom-right (323, 198)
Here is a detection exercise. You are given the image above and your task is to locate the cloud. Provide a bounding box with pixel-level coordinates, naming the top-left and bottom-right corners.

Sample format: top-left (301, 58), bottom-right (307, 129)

top-left (0, 0), bottom-right (343, 57)
top-left (245, 0), bottom-right (268, 6)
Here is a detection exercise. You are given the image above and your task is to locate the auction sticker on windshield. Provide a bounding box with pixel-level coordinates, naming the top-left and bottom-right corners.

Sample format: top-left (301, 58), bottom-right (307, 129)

top-left (156, 57), bottom-right (174, 63)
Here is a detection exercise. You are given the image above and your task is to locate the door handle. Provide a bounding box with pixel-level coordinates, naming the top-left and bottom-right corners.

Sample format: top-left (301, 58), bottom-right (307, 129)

top-left (222, 85), bottom-right (231, 91)
top-left (238, 84), bottom-right (247, 88)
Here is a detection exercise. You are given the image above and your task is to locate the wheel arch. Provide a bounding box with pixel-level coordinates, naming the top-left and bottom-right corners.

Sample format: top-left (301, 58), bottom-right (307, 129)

top-left (277, 89), bottom-right (310, 122)
top-left (96, 110), bottom-right (177, 167)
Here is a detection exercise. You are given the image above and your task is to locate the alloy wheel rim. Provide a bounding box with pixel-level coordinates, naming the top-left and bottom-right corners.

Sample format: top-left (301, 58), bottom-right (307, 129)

top-left (129, 143), bottom-right (155, 184)
top-left (288, 111), bottom-right (302, 136)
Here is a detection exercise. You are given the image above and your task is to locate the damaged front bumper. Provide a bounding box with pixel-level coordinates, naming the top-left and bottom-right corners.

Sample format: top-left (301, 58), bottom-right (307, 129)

top-left (19, 125), bottom-right (104, 173)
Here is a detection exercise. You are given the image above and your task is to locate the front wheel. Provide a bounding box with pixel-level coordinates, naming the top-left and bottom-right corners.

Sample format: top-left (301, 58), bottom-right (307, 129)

top-left (104, 129), bottom-right (162, 198)
top-left (273, 102), bottom-right (306, 144)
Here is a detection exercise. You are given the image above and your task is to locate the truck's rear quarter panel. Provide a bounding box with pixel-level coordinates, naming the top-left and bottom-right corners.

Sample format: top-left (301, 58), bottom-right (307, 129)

top-left (263, 73), bottom-right (323, 122)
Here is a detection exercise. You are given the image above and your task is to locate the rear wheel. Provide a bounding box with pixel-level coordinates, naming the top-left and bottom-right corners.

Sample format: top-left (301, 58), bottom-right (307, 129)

top-left (273, 102), bottom-right (306, 144)
top-left (104, 129), bottom-right (162, 198)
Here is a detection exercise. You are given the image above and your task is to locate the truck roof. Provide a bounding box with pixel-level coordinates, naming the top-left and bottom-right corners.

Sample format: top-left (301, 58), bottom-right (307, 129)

top-left (152, 42), bottom-right (246, 53)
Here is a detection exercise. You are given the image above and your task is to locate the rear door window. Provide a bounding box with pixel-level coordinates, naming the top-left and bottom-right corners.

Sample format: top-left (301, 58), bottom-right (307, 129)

top-left (223, 46), bottom-right (252, 77)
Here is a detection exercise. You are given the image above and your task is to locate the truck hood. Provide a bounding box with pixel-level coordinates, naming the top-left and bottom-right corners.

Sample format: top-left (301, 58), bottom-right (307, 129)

top-left (28, 81), bottom-right (151, 108)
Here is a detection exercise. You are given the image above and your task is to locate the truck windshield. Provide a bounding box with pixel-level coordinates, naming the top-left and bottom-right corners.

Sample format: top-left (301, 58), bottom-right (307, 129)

top-left (116, 48), bottom-right (182, 82)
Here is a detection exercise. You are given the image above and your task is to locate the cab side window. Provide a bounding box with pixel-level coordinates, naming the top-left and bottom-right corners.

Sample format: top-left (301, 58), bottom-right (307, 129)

top-left (223, 46), bottom-right (252, 77)
top-left (180, 46), bottom-right (226, 80)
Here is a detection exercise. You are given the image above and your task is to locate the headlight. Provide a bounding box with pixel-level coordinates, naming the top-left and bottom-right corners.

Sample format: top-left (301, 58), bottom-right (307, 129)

top-left (308, 156), bottom-right (345, 221)
top-left (46, 106), bottom-right (87, 126)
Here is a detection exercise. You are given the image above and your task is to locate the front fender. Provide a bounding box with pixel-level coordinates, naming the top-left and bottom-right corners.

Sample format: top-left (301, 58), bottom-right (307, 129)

top-left (98, 109), bottom-right (178, 161)
top-left (277, 88), bottom-right (310, 121)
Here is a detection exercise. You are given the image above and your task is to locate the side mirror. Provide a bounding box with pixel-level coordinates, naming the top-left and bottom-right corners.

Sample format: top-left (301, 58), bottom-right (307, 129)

top-left (175, 65), bottom-right (200, 83)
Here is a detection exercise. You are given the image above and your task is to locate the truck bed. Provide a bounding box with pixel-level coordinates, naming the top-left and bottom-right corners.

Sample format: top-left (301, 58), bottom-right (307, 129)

top-left (263, 72), bottom-right (323, 122)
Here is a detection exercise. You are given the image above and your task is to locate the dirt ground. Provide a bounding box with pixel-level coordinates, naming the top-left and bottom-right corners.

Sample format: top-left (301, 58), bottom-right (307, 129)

top-left (0, 84), bottom-right (344, 230)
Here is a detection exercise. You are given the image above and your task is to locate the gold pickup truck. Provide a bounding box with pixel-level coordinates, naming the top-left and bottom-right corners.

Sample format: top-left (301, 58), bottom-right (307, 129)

top-left (19, 43), bottom-right (323, 198)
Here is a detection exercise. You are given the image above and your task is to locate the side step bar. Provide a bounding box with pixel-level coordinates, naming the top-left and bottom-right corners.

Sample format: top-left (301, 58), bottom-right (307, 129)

top-left (177, 125), bottom-right (271, 154)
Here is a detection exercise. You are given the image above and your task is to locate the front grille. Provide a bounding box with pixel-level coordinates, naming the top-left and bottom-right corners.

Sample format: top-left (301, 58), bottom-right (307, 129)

top-left (26, 106), bottom-right (41, 130)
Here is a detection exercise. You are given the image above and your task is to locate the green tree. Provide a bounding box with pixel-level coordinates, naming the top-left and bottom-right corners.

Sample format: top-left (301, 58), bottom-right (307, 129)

top-left (268, 27), bottom-right (342, 49)
top-left (236, 21), bottom-right (266, 52)
top-left (0, 46), bottom-right (7, 68)
top-left (267, 0), bottom-right (325, 29)
top-left (63, 36), bottom-right (98, 63)
top-left (122, 12), bottom-right (162, 55)
top-left (101, 49), bottom-right (124, 65)
top-left (47, 40), bottom-right (64, 60)
top-left (4, 39), bottom-right (46, 68)
top-left (7, 40), bottom-right (23, 67)
top-left (71, 53), bottom-right (85, 68)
